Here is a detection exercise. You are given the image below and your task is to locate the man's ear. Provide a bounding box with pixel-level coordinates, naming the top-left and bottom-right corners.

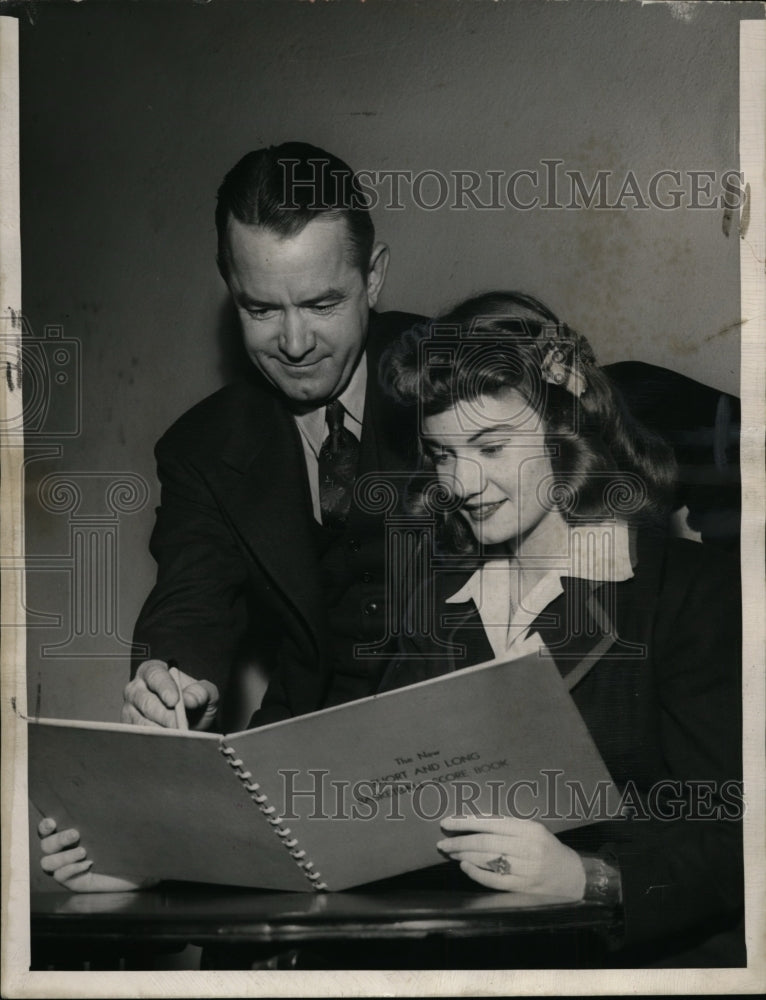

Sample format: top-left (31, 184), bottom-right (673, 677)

top-left (365, 242), bottom-right (390, 308)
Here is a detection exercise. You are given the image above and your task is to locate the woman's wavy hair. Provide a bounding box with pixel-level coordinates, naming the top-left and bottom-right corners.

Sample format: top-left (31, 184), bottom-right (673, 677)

top-left (380, 291), bottom-right (677, 554)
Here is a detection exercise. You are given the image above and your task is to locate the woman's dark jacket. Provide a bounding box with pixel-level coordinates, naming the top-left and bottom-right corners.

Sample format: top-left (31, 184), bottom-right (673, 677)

top-left (380, 527), bottom-right (744, 960)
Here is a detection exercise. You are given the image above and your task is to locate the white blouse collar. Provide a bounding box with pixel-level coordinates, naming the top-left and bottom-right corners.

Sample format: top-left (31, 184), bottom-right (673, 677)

top-left (444, 518), bottom-right (634, 661)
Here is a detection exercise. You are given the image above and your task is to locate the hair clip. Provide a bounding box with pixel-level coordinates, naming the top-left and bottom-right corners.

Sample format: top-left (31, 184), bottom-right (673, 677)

top-left (541, 340), bottom-right (587, 397)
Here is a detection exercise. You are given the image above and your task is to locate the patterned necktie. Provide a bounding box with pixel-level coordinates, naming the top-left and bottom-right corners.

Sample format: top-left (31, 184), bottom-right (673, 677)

top-left (319, 400), bottom-right (360, 529)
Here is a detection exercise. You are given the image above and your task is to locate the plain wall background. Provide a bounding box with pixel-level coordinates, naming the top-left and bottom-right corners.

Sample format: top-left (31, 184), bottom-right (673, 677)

top-left (19, 0), bottom-right (753, 725)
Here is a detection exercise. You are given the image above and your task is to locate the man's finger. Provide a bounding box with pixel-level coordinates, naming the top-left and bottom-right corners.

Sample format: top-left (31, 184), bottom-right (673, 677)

top-left (186, 680), bottom-right (220, 731)
top-left (129, 662), bottom-right (215, 729)
top-left (198, 679), bottom-right (219, 704)
top-left (181, 681), bottom-right (213, 711)
top-left (124, 675), bottom-right (174, 723)
top-left (132, 683), bottom-right (176, 727)
top-left (121, 699), bottom-right (166, 728)
top-left (138, 660), bottom-right (179, 708)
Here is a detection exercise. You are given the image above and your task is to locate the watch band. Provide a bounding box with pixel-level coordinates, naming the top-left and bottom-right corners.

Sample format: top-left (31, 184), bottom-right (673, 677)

top-left (580, 853), bottom-right (623, 905)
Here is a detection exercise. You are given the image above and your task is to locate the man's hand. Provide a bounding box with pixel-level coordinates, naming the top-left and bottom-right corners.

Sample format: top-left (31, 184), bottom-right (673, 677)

top-left (38, 818), bottom-right (155, 893)
top-left (121, 659), bottom-right (219, 730)
top-left (436, 815), bottom-right (587, 900)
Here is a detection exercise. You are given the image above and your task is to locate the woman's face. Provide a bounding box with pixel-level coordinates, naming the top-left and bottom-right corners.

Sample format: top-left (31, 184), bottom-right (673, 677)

top-left (422, 388), bottom-right (557, 547)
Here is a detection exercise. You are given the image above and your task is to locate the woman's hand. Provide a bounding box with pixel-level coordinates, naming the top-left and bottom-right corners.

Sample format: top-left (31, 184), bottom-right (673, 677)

top-left (436, 815), bottom-right (586, 900)
top-left (38, 818), bottom-right (156, 893)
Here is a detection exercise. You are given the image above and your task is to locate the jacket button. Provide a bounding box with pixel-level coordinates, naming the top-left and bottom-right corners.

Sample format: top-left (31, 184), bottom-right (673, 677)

top-left (348, 538), bottom-right (361, 552)
top-left (362, 571), bottom-right (373, 583)
top-left (363, 601), bottom-right (380, 616)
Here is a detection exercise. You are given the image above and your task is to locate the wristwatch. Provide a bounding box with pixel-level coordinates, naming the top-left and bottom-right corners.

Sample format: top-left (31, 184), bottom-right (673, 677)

top-left (580, 853), bottom-right (623, 905)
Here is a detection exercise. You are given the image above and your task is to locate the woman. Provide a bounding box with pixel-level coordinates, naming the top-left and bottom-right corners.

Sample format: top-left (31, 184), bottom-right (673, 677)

top-left (38, 291), bottom-right (744, 965)
top-left (374, 291), bottom-right (744, 964)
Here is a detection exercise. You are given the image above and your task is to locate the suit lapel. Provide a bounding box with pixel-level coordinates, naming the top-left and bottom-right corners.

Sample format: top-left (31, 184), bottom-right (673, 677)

top-left (444, 602), bottom-right (497, 668)
top-left (219, 382), bottom-right (324, 656)
top-left (345, 364), bottom-right (382, 530)
top-left (443, 576), bottom-right (623, 689)
top-left (213, 314), bottom-right (420, 660)
top-left (531, 577), bottom-right (617, 685)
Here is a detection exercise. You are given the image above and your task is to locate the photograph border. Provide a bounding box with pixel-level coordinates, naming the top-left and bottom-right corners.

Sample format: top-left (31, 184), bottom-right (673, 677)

top-left (2, 7), bottom-right (764, 997)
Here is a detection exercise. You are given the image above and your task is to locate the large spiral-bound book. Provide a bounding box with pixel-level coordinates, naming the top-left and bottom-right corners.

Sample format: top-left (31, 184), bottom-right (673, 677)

top-left (28, 654), bottom-right (621, 892)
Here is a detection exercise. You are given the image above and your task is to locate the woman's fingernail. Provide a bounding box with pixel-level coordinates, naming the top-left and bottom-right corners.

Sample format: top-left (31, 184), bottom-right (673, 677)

top-left (65, 830), bottom-right (78, 844)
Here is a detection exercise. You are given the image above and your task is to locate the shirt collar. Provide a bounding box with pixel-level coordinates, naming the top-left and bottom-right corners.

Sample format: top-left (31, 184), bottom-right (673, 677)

top-left (445, 518), bottom-right (634, 608)
top-left (293, 353), bottom-right (367, 456)
top-left (338, 351), bottom-right (367, 426)
top-left (444, 518), bottom-right (634, 660)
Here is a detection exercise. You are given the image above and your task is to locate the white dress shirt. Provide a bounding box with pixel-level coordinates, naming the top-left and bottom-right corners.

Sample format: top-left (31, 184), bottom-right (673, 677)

top-left (292, 354), bottom-right (367, 522)
top-left (444, 516), bottom-right (634, 661)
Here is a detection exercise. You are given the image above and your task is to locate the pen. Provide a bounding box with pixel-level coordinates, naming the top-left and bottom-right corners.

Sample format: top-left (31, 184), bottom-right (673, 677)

top-left (167, 660), bottom-right (189, 731)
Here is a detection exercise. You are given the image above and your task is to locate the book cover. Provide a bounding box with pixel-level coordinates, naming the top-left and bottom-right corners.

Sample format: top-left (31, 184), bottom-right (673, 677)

top-left (28, 654), bottom-right (621, 891)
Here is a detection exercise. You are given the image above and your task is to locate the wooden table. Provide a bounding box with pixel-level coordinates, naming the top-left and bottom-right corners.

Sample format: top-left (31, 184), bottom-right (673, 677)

top-left (31, 870), bottom-right (619, 970)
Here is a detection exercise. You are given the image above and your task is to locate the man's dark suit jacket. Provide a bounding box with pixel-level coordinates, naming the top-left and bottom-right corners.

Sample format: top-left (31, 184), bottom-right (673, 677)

top-left (131, 310), bottom-right (422, 724)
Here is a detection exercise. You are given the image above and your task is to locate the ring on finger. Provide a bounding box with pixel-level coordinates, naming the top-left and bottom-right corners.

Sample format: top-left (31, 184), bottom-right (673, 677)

top-left (483, 855), bottom-right (512, 875)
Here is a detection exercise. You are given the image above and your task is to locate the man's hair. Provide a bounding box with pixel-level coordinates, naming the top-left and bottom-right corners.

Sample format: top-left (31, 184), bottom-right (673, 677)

top-left (215, 141), bottom-right (375, 278)
top-left (381, 291), bottom-right (677, 554)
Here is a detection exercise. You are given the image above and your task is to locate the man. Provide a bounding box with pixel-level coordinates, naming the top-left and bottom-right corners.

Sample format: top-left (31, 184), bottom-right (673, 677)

top-left (122, 142), bottom-right (422, 732)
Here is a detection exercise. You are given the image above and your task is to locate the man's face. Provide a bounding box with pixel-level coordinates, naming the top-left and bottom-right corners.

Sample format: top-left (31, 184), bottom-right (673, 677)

top-left (225, 216), bottom-right (388, 408)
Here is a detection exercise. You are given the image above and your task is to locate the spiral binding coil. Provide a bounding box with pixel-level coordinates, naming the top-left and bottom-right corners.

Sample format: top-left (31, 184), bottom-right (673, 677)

top-left (219, 744), bottom-right (328, 891)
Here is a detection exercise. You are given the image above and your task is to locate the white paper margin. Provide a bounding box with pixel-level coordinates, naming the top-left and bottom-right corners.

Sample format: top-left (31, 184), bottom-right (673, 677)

top-left (1, 9), bottom-right (764, 1000)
